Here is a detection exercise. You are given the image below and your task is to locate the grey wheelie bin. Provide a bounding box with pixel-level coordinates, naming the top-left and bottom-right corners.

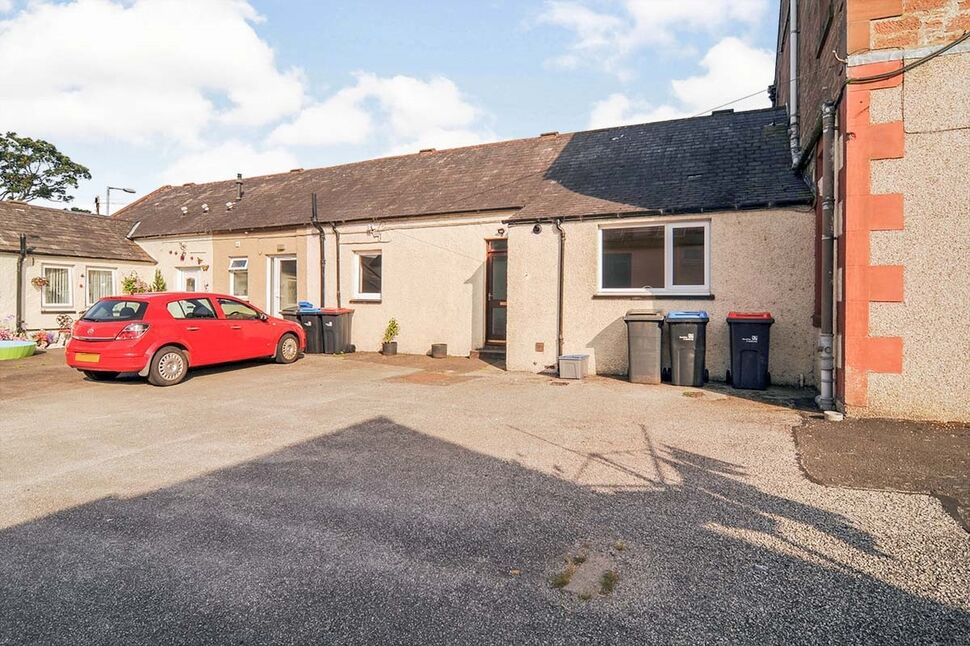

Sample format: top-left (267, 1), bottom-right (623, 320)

top-left (624, 310), bottom-right (665, 384)
top-left (666, 311), bottom-right (709, 387)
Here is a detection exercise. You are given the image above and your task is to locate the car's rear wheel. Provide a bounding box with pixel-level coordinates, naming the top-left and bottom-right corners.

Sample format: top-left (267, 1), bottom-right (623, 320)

top-left (148, 346), bottom-right (188, 386)
top-left (274, 333), bottom-right (300, 364)
top-left (83, 370), bottom-right (119, 381)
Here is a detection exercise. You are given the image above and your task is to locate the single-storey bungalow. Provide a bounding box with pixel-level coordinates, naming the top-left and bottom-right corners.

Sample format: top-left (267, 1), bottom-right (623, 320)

top-left (0, 201), bottom-right (156, 335)
top-left (113, 107), bottom-right (818, 385)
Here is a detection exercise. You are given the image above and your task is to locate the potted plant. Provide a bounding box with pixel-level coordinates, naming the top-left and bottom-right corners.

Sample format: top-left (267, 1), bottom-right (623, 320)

top-left (382, 318), bottom-right (399, 355)
top-left (30, 276), bottom-right (49, 289)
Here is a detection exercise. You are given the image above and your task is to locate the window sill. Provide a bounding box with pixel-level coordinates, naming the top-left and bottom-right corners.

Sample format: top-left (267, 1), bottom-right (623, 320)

top-left (593, 293), bottom-right (714, 300)
top-left (41, 306), bottom-right (76, 312)
top-left (349, 298), bottom-right (382, 304)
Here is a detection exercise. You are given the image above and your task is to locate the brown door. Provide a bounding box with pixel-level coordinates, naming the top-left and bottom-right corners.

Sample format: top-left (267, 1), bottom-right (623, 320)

top-left (485, 239), bottom-right (508, 344)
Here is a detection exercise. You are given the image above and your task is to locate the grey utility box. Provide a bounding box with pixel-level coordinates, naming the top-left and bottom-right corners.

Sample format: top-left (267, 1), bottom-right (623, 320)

top-left (558, 354), bottom-right (590, 380)
top-left (624, 310), bottom-right (665, 384)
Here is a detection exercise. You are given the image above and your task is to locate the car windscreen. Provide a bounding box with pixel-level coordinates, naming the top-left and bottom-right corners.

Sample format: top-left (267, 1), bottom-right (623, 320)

top-left (81, 299), bottom-right (149, 322)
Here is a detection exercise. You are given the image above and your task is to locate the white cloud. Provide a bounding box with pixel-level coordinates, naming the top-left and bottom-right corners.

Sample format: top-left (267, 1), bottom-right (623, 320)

top-left (270, 73), bottom-right (493, 155)
top-left (160, 141), bottom-right (299, 185)
top-left (539, 0), bottom-right (769, 77)
top-left (588, 37), bottom-right (774, 128)
top-left (0, 1), bottom-right (13, 14)
top-left (0, 0), bottom-right (304, 144)
top-left (589, 93), bottom-right (686, 129)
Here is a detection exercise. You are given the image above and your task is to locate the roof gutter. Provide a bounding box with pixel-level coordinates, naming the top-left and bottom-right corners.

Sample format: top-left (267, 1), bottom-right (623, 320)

top-left (502, 199), bottom-right (813, 227)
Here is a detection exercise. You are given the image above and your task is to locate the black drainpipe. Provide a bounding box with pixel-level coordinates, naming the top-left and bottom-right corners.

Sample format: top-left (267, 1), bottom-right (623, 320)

top-left (330, 222), bottom-right (342, 308)
top-left (310, 193), bottom-right (327, 307)
top-left (554, 219), bottom-right (565, 367)
top-left (15, 233), bottom-right (31, 333)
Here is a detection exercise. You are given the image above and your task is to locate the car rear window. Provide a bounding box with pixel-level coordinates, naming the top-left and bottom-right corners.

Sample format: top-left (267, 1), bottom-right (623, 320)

top-left (81, 300), bottom-right (148, 322)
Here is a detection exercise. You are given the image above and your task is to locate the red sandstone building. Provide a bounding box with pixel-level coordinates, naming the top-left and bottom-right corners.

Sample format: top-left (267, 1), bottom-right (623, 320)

top-left (775, 0), bottom-right (970, 420)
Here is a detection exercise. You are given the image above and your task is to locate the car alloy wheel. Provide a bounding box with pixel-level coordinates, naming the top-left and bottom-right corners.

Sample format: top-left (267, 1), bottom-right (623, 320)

top-left (157, 351), bottom-right (186, 382)
top-left (281, 336), bottom-right (299, 362)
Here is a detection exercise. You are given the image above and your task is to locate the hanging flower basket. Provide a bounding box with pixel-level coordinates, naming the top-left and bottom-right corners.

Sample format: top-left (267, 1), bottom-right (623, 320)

top-left (30, 277), bottom-right (49, 288)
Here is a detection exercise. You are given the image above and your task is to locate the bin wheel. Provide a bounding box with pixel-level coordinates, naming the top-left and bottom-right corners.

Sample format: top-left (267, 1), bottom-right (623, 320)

top-left (767, 372), bottom-right (772, 387)
top-left (703, 369), bottom-right (710, 383)
top-left (725, 370), bottom-right (732, 386)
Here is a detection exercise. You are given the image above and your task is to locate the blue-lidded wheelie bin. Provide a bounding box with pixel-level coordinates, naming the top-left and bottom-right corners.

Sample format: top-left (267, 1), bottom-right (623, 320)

top-left (726, 312), bottom-right (774, 390)
top-left (666, 311), bottom-right (709, 387)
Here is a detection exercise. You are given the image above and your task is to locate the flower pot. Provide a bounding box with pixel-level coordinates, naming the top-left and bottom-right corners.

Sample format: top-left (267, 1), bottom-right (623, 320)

top-left (381, 342), bottom-right (398, 356)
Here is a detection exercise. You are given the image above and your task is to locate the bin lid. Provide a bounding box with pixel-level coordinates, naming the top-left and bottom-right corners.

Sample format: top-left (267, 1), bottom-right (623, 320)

top-left (727, 311), bottom-right (774, 322)
top-left (666, 310), bottom-right (709, 322)
top-left (624, 309), bottom-right (664, 322)
top-left (320, 307), bottom-right (354, 314)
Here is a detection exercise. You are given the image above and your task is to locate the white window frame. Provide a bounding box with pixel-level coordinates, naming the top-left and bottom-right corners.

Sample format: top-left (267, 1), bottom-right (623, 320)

top-left (353, 250), bottom-right (382, 301)
top-left (86, 266), bottom-right (116, 306)
top-left (41, 264), bottom-right (74, 309)
top-left (228, 257), bottom-right (249, 299)
top-left (597, 220), bottom-right (711, 296)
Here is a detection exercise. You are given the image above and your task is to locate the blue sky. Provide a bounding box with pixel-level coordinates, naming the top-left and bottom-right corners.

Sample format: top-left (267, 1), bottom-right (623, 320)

top-left (0, 0), bottom-right (781, 213)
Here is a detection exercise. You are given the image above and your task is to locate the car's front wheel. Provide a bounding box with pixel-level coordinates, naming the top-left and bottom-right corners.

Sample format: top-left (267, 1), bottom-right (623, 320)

top-left (274, 333), bottom-right (300, 364)
top-left (83, 370), bottom-right (119, 381)
top-left (148, 345), bottom-right (188, 386)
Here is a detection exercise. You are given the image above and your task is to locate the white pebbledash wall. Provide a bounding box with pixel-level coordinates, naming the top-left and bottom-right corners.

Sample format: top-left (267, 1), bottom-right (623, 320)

top-left (0, 252), bottom-right (156, 332)
top-left (324, 212), bottom-right (512, 357)
top-left (506, 208), bottom-right (818, 385)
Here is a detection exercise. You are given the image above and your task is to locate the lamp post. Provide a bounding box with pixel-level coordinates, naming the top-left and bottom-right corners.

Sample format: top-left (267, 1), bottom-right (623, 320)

top-left (106, 186), bottom-right (136, 216)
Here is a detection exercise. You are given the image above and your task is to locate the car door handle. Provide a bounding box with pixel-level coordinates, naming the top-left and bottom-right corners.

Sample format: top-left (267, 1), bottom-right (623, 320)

top-left (230, 325), bottom-right (242, 330)
top-left (186, 326), bottom-right (200, 331)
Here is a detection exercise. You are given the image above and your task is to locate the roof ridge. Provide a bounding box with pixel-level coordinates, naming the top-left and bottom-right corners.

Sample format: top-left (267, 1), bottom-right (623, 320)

top-left (0, 199), bottom-right (129, 224)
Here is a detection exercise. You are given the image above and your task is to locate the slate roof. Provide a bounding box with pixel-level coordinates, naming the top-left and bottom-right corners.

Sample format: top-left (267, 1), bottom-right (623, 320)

top-left (0, 201), bottom-right (155, 263)
top-left (117, 107), bottom-right (812, 238)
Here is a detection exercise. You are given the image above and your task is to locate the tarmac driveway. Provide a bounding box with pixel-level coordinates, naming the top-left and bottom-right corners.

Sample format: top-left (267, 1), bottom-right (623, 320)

top-left (1, 351), bottom-right (968, 644)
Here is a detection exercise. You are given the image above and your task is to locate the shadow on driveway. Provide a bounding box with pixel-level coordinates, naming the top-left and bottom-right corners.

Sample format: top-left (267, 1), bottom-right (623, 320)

top-left (2, 417), bottom-right (967, 644)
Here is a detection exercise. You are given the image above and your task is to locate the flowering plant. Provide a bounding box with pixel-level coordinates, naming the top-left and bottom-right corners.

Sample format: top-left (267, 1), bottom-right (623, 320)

top-left (30, 276), bottom-right (49, 288)
top-left (121, 272), bottom-right (149, 295)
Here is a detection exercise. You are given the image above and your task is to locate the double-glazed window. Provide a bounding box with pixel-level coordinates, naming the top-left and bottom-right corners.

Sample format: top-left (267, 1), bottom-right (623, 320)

top-left (228, 257), bottom-right (248, 298)
top-left (599, 221), bottom-right (710, 295)
top-left (87, 268), bottom-right (115, 305)
top-left (42, 265), bottom-right (73, 308)
top-left (354, 251), bottom-right (382, 300)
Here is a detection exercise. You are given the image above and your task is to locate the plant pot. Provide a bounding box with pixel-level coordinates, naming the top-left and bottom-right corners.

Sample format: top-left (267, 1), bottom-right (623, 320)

top-left (382, 342), bottom-right (398, 356)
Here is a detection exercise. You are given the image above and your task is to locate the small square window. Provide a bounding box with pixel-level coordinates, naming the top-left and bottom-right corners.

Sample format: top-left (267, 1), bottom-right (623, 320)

top-left (42, 266), bottom-right (73, 308)
top-left (87, 268), bottom-right (115, 305)
top-left (355, 251), bottom-right (382, 300)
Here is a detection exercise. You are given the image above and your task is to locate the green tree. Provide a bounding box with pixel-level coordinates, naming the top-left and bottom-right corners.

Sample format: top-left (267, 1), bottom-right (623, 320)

top-left (0, 132), bottom-right (91, 203)
top-left (150, 269), bottom-right (167, 292)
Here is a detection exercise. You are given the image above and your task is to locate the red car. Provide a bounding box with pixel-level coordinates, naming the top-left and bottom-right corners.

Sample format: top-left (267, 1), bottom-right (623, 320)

top-left (66, 292), bottom-right (306, 386)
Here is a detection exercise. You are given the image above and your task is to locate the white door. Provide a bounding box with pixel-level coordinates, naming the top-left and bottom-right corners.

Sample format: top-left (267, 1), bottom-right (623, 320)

top-left (179, 268), bottom-right (201, 292)
top-left (271, 256), bottom-right (298, 315)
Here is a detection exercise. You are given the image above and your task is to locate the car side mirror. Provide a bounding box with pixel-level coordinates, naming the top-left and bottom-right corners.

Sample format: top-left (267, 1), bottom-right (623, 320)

top-left (258, 312), bottom-right (269, 321)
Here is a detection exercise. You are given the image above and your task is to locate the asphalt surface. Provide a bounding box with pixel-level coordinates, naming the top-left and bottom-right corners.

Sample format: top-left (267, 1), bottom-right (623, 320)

top-left (1, 351), bottom-right (968, 644)
top-left (796, 416), bottom-right (970, 532)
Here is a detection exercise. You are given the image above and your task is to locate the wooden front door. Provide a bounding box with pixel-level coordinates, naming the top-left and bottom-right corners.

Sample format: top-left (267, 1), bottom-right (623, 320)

top-left (485, 239), bottom-right (507, 344)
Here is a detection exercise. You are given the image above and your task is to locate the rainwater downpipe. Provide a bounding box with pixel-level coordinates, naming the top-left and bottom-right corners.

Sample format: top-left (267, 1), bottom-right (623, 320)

top-left (817, 102), bottom-right (837, 411)
top-left (554, 219), bottom-right (565, 368)
top-left (15, 233), bottom-right (29, 333)
top-left (310, 193), bottom-right (327, 307)
top-left (788, 0), bottom-right (801, 165)
top-left (330, 222), bottom-right (342, 308)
